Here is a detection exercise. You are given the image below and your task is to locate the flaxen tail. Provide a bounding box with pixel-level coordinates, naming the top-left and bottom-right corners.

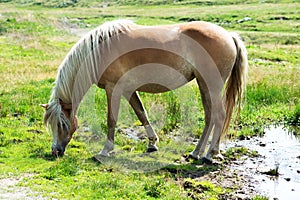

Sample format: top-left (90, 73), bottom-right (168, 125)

top-left (222, 33), bottom-right (248, 135)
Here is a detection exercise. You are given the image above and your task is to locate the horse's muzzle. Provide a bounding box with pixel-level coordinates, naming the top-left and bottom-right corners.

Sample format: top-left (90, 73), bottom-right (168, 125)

top-left (52, 145), bottom-right (65, 157)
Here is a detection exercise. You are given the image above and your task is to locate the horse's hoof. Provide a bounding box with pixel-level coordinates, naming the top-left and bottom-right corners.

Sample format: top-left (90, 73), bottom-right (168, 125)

top-left (92, 155), bottom-right (103, 163)
top-left (182, 154), bottom-right (198, 162)
top-left (147, 145), bottom-right (158, 153)
top-left (200, 157), bottom-right (213, 165)
top-left (188, 152), bottom-right (200, 160)
top-left (93, 153), bottom-right (109, 163)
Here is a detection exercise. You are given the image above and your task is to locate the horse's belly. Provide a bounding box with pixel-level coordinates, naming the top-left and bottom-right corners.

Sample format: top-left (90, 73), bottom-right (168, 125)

top-left (124, 62), bottom-right (195, 93)
top-left (100, 50), bottom-right (195, 93)
top-left (137, 81), bottom-right (191, 93)
top-left (137, 84), bottom-right (171, 93)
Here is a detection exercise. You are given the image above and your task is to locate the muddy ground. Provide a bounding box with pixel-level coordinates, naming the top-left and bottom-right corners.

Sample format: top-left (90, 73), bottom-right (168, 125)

top-left (167, 151), bottom-right (262, 200)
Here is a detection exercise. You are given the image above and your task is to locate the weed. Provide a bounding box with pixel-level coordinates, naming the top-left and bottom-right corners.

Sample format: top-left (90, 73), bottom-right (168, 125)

top-left (144, 178), bottom-right (165, 198)
top-left (183, 178), bottom-right (227, 199)
top-left (252, 195), bottom-right (269, 200)
top-left (162, 91), bottom-right (182, 133)
top-left (223, 147), bottom-right (259, 161)
top-left (286, 102), bottom-right (300, 126)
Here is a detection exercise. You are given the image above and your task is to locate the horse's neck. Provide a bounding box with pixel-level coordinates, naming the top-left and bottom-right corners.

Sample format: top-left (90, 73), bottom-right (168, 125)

top-left (56, 22), bottom-right (120, 111)
top-left (56, 60), bottom-right (95, 113)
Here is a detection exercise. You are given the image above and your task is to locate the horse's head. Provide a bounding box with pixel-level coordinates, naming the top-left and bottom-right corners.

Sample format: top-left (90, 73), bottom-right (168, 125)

top-left (41, 100), bottom-right (78, 157)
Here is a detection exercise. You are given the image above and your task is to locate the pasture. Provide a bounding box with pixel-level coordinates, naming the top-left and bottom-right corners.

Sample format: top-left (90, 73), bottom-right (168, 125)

top-left (0, 0), bottom-right (299, 199)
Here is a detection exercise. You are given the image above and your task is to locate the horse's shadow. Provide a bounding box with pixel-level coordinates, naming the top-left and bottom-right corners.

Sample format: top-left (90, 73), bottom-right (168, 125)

top-left (90, 152), bottom-right (220, 179)
top-left (31, 152), bottom-right (57, 161)
top-left (32, 148), bottom-right (220, 179)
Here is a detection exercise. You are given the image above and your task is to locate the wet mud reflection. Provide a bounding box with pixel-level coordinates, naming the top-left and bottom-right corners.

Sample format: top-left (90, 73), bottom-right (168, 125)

top-left (223, 126), bottom-right (300, 199)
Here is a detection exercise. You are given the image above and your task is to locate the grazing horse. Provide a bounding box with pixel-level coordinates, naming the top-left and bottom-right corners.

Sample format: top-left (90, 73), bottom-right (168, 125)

top-left (41, 19), bottom-right (248, 161)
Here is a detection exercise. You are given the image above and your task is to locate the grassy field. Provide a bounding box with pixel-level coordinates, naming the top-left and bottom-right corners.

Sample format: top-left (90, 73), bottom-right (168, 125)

top-left (0, 0), bottom-right (299, 199)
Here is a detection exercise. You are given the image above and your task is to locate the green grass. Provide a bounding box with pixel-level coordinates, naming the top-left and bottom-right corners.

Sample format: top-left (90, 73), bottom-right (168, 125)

top-left (183, 178), bottom-right (228, 200)
top-left (286, 102), bottom-right (300, 126)
top-left (222, 147), bottom-right (259, 161)
top-left (0, 0), bottom-right (299, 199)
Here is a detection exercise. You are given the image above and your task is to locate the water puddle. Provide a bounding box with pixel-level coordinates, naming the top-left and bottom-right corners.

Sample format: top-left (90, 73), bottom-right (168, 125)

top-left (223, 126), bottom-right (300, 199)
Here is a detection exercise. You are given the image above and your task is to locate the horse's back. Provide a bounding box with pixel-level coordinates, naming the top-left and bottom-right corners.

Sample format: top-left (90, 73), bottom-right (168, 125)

top-left (131, 21), bottom-right (237, 80)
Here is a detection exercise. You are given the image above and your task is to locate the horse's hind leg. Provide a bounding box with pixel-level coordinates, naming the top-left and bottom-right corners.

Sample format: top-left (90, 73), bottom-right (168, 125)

top-left (127, 91), bottom-right (159, 152)
top-left (205, 98), bottom-right (225, 161)
top-left (190, 77), bottom-right (214, 159)
top-left (99, 84), bottom-right (121, 157)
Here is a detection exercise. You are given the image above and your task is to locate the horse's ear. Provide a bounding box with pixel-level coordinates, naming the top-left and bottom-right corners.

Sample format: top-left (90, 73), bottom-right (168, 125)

top-left (40, 104), bottom-right (49, 109)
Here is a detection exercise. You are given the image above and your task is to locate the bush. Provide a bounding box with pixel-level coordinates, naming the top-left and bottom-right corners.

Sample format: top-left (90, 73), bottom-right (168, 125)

top-left (287, 102), bottom-right (300, 126)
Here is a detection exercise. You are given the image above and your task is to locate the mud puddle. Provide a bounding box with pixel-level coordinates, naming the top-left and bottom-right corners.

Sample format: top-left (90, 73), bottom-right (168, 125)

top-left (223, 126), bottom-right (300, 199)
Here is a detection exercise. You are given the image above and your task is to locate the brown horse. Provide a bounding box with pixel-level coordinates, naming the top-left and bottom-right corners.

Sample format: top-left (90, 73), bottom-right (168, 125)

top-left (41, 19), bottom-right (248, 161)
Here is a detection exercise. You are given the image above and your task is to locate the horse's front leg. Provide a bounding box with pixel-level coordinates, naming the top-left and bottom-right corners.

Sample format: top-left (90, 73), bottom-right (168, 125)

top-left (99, 84), bottom-right (121, 157)
top-left (127, 91), bottom-right (159, 152)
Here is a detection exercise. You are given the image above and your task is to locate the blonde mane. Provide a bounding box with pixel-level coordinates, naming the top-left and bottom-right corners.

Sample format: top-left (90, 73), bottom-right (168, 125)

top-left (44, 19), bottom-right (135, 136)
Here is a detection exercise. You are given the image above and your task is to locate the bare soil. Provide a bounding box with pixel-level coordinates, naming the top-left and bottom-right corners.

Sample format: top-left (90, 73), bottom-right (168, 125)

top-left (0, 175), bottom-right (46, 200)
